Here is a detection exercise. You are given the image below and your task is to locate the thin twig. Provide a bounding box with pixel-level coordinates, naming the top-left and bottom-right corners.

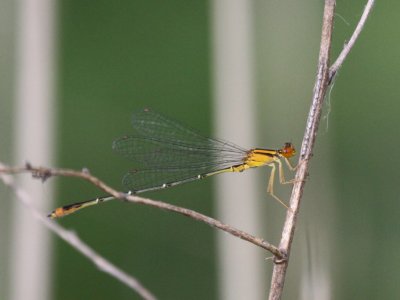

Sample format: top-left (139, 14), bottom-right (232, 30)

top-left (329, 0), bottom-right (375, 82)
top-left (0, 163), bottom-right (284, 258)
top-left (0, 163), bottom-right (157, 300)
top-left (269, 1), bottom-right (335, 299)
top-left (268, 0), bottom-right (374, 299)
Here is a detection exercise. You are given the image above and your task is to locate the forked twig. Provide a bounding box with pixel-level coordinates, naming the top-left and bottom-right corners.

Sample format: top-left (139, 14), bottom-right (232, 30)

top-left (329, 0), bottom-right (375, 82)
top-left (0, 163), bottom-right (157, 300)
top-left (268, 1), bottom-right (375, 299)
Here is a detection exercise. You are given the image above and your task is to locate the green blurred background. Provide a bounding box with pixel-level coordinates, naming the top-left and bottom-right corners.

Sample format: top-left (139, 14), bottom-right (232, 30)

top-left (2, 0), bottom-right (400, 299)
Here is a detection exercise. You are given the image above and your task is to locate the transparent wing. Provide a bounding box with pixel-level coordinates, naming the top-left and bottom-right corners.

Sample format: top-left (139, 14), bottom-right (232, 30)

top-left (113, 109), bottom-right (250, 191)
top-left (112, 136), bottom-right (246, 169)
top-left (129, 108), bottom-right (246, 153)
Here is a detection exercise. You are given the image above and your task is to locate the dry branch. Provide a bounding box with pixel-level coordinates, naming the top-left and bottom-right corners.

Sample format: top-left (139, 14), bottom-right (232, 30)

top-left (0, 163), bottom-right (157, 300)
top-left (0, 163), bottom-right (283, 257)
top-left (268, 0), bottom-right (375, 299)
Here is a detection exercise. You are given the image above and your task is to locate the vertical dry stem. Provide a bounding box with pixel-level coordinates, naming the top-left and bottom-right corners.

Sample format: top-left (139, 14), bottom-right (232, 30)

top-left (268, 1), bottom-right (336, 299)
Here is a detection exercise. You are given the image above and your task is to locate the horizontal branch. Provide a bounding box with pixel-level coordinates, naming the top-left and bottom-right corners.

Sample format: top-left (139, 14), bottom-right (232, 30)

top-left (0, 162), bottom-right (284, 258)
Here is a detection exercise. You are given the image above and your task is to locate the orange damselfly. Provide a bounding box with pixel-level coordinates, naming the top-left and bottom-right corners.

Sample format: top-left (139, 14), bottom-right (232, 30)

top-left (49, 108), bottom-right (296, 218)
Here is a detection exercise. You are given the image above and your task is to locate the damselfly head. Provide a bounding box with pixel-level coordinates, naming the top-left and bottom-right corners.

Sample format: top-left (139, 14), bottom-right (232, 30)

top-left (279, 142), bottom-right (296, 158)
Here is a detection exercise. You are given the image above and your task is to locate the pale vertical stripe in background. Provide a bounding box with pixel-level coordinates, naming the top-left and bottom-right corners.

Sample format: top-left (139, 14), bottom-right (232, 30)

top-left (10, 1), bottom-right (56, 300)
top-left (211, 1), bottom-right (265, 299)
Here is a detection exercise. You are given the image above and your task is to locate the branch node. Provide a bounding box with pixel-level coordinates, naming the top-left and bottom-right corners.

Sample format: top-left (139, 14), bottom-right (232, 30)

top-left (118, 192), bottom-right (128, 200)
top-left (31, 167), bottom-right (52, 182)
top-left (273, 251), bottom-right (288, 264)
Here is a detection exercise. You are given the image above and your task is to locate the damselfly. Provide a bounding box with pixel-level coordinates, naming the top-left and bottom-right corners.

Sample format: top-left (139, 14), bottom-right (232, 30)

top-left (49, 108), bottom-right (296, 218)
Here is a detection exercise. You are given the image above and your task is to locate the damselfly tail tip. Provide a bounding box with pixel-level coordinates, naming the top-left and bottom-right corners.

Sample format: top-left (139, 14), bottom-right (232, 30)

top-left (47, 202), bottom-right (85, 219)
top-left (48, 197), bottom-right (106, 219)
top-left (47, 207), bottom-right (64, 219)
